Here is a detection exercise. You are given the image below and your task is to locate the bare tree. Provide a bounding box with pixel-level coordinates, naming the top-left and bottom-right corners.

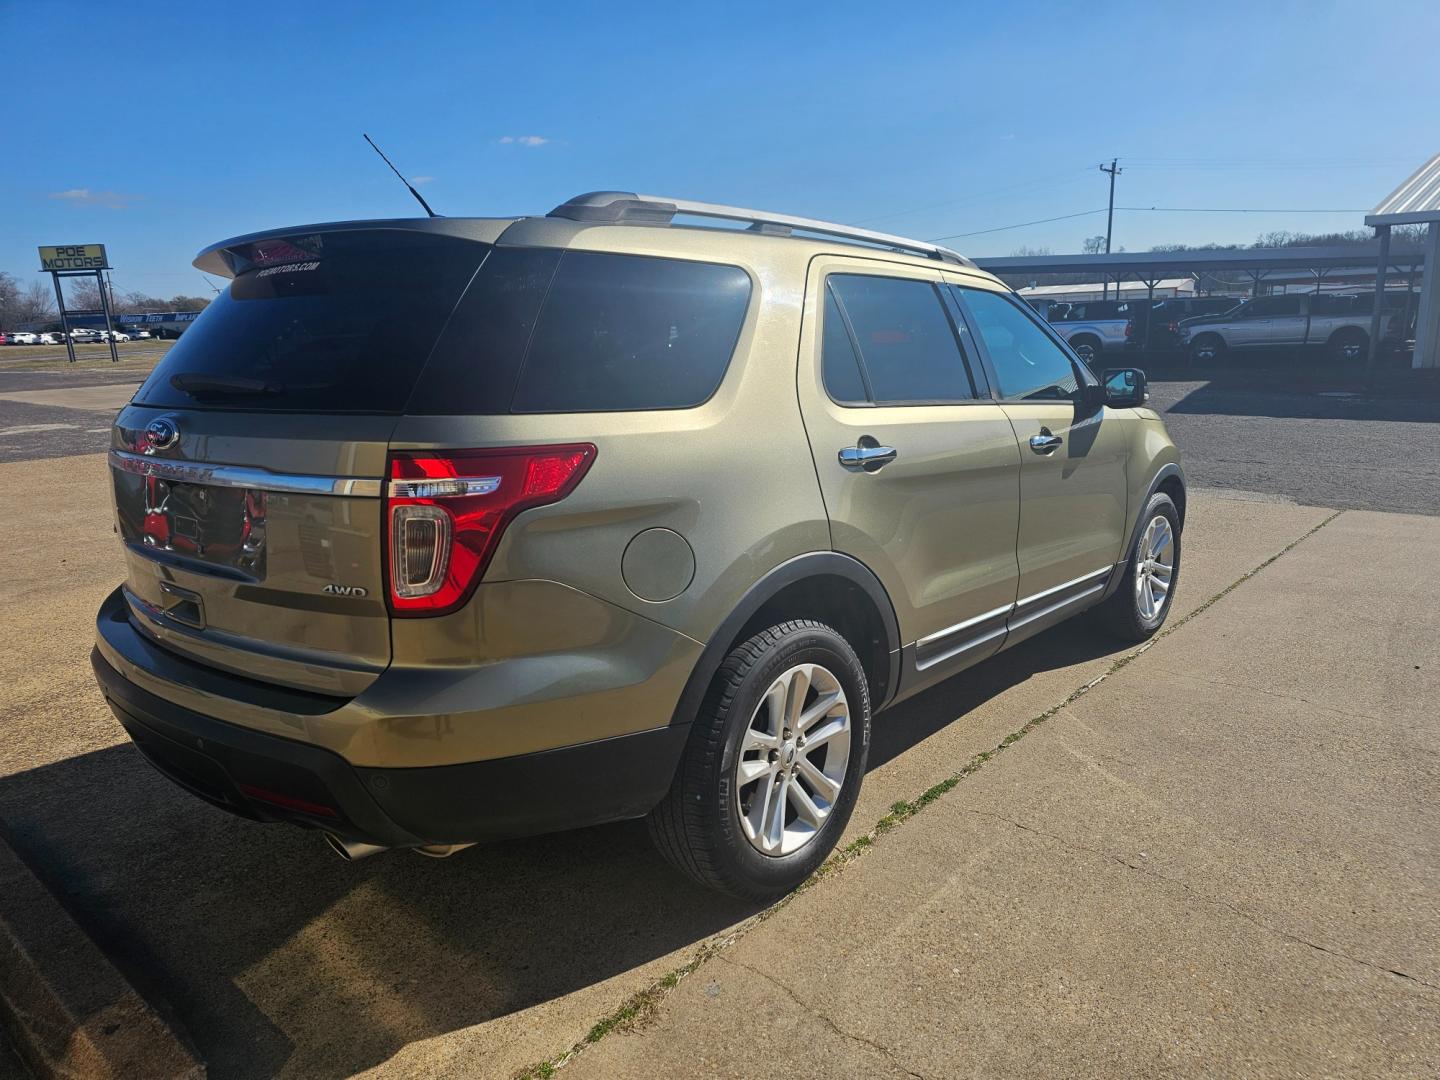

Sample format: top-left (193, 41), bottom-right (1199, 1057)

top-left (0, 273), bottom-right (57, 328)
top-left (16, 280), bottom-right (57, 323)
top-left (1081, 235), bottom-right (1107, 254)
top-left (65, 277), bottom-right (106, 312)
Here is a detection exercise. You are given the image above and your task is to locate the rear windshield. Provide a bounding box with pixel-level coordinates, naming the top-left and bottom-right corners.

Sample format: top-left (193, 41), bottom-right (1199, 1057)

top-left (133, 231), bottom-right (487, 413)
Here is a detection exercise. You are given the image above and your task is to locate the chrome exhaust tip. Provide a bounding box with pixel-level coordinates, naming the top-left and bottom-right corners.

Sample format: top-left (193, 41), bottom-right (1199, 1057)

top-left (324, 833), bottom-right (389, 861)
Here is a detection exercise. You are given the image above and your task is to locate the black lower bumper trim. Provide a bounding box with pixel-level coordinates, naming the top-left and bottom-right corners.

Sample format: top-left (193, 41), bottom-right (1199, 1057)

top-left (92, 646), bottom-right (689, 848)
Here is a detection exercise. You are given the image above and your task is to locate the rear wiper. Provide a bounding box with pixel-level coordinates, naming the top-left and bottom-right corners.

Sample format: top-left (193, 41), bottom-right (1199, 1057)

top-left (169, 373), bottom-right (284, 397)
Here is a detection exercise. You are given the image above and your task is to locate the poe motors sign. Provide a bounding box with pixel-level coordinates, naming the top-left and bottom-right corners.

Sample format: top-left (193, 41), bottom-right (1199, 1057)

top-left (39, 244), bottom-right (110, 271)
top-left (39, 243), bottom-right (119, 362)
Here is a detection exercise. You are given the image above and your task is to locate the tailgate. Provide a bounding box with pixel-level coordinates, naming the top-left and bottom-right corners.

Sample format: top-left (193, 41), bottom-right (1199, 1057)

top-left (103, 224), bottom-right (495, 696)
top-left (110, 409), bottom-right (393, 695)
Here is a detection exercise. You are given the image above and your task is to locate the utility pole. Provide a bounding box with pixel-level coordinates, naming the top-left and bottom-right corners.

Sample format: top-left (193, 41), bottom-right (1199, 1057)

top-left (1099, 158), bottom-right (1121, 299)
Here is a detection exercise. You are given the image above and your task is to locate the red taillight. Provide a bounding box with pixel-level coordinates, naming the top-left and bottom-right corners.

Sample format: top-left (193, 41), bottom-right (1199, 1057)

top-left (384, 444), bottom-right (596, 616)
top-left (1124, 320), bottom-right (1134, 338)
top-left (1167, 321), bottom-right (1180, 333)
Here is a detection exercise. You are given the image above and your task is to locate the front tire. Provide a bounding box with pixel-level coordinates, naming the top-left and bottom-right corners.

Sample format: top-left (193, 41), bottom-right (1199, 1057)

top-left (1189, 333), bottom-right (1224, 363)
top-left (1091, 492), bottom-right (1181, 643)
top-left (648, 620), bottom-right (871, 902)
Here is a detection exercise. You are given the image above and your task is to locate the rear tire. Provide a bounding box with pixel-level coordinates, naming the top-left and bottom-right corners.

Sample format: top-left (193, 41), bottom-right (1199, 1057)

top-left (1328, 327), bottom-right (1367, 363)
top-left (1069, 334), bottom-right (1101, 364)
top-left (648, 620), bottom-right (871, 902)
top-left (1090, 492), bottom-right (1181, 643)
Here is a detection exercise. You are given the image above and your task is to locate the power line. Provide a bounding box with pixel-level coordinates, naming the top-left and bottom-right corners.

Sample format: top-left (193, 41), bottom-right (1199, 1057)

top-left (928, 203), bottom-right (1366, 243)
top-left (1116, 206), bottom-right (1363, 213)
top-left (850, 168), bottom-right (1093, 226)
top-left (931, 208), bottom-right (1106, 240)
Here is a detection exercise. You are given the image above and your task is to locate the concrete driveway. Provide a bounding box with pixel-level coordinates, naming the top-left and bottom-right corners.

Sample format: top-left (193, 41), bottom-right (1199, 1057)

top-left (8, 448), bottom-right (1436, 1078)
top-left (561, 509), bottom-right (1440, 1079)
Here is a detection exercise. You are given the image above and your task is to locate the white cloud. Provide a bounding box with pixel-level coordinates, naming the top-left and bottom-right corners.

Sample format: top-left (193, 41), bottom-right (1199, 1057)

top-left (48, 188), bottom-right (141, 209)
top-left (499, 135), bottom-right (550, 147)
top-left (411, 175), bottom-right (436, 186)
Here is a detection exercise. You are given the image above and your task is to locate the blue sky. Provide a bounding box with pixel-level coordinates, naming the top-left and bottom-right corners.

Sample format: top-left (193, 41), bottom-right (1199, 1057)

top-left (3, 0), bottom-right (1437, 297)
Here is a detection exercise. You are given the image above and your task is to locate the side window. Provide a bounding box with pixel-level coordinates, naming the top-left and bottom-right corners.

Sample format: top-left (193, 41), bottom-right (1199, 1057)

top-left (1250, 296), bottom-right (1306, 317)
top-left (821, 285), bottom-right (868, 405)
top-left (958, 287), bottom-right (1080, 402)
top-left (826, 274), bottom-right (976, 404)
top-left (511, 251), bottom-right (751, 413)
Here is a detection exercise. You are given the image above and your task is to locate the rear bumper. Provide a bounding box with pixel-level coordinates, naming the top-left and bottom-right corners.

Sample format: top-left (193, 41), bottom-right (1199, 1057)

top-left (92, 636), bottom-right (690, 849)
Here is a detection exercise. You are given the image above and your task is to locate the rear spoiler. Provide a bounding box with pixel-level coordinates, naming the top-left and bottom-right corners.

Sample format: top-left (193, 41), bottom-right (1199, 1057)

top-left (192, 217), bottom-right (516, 278)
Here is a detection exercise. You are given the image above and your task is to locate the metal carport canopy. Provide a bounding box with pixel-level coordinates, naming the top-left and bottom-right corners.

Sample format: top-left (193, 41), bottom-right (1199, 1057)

top-left (972, 245), bottom-right (1426, 278)
top-left (1365, 151), bottom-right (1440, 370)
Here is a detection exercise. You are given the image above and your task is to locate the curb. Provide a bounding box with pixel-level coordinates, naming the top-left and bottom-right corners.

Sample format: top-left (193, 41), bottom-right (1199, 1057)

top-left (0, 833), bottom-right (203, 1079)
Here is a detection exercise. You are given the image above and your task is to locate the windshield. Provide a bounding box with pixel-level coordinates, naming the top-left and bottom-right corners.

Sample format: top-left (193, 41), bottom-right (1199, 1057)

top-left (134, 231), bottom-right (487, 413)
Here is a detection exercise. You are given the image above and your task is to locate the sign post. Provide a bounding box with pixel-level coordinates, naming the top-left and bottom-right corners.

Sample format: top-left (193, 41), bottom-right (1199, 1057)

top-left (38, 245), bottom-right (119, 363)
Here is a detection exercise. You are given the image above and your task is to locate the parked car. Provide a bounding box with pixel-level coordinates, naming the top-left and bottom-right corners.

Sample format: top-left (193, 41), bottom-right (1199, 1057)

top-left (37, 332), bottom-right (61, 345)
top-left (69, 328), bottom-right (104, 342)
top-left (106, 329), bottom-right (132, 342)
top-left (1048, 299), bottom-right (1142, 362)
top-left (127, 328), bottom-right (153, 340)
top-left (4, 332), bottom-right (40, 345)
top-left (1125, 297), bottom-right (1241, 351)
top-left (1179, 292), bottom-right (1401, 362)
top-left (92, 191), bottom-right (1185, 900)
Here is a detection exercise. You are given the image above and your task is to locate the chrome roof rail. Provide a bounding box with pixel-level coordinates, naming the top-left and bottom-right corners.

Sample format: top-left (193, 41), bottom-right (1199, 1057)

top-left (548, 191), bottom-right (975, 268)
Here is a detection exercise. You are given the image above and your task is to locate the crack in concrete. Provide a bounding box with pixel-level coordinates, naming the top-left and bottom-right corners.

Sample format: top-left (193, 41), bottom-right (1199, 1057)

top-left (515, 509), bottom-right (1351, 1079)
top-left (1143, 668), bottom-right (1394, 726)
top-left (964, 808), bottom-right (1440, 995)
top-left (721, 955), bottom-right (928, 1079)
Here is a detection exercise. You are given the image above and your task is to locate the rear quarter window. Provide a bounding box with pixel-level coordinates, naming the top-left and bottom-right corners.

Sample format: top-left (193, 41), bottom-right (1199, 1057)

top-left (409, 249), bottom-right (752, 415)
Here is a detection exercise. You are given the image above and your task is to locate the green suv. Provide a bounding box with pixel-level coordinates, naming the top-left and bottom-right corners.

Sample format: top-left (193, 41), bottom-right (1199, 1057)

top-left (92, 192), bottom-right (1184, 900)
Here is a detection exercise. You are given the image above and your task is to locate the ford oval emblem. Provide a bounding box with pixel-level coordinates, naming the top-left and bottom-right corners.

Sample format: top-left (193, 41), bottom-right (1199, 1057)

top-left (142, 417), bottom-right (179, 453)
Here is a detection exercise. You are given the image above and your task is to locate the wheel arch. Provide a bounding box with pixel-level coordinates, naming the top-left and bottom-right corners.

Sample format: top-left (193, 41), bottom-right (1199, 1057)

top-left (1101, 463), bottom-right (1186, 602)
top-left (1328, 325), bottom-right (1368, 346)
top-left (668, 552), bottom-right (902, 731)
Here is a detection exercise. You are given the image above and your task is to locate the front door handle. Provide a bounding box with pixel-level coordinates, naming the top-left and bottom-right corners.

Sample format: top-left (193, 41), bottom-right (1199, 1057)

top-left (1029, 432), bottom-right (1063, 454)
top-left (839, 439), bottom-right (898, 471)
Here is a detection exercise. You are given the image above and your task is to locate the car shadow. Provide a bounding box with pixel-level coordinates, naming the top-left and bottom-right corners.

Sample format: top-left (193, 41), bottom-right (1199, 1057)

top-left (0, 618), bottom-right (1119, 1079)
top-left (1135, 355), bottom-right (1440, 424)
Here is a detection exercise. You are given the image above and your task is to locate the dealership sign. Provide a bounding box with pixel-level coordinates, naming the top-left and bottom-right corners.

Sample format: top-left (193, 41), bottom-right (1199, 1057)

top-left (38, 244), bottom-right (110, 271)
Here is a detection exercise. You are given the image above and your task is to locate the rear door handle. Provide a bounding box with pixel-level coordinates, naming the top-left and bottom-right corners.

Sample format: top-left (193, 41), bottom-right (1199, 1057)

top-left (1029, 433), bottom-right (1063, 454)
top-left (839, 441), bottom-right (898, 470)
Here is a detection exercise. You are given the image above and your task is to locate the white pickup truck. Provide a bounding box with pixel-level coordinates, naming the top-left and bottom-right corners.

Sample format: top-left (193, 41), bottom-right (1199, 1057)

top-left (1047, 300), bottom-right (1143, 363)
top-left (1179, 293), bottom-right (1403, 363)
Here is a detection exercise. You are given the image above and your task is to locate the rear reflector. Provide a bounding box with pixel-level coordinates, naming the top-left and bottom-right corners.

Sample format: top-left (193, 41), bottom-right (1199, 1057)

top-left (238, 783), bottom-right (339, 819)
top-left (384, 444), bottom-right (596, 616)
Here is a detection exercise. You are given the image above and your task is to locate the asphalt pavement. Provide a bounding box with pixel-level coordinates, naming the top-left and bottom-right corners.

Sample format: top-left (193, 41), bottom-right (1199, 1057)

top-left (2, 349), bottom-right (1436, 511)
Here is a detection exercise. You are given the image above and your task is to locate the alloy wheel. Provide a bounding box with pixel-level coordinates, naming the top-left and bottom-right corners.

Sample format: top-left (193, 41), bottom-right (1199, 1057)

top-left (1134, 514), bottom-right (1175, 621)
top-left (735, 663), bottom-right (851, 857)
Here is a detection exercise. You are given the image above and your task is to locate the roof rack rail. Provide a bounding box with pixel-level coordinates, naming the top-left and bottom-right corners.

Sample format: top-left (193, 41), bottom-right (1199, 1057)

top-left (548, 191), bottom-right (975, 268)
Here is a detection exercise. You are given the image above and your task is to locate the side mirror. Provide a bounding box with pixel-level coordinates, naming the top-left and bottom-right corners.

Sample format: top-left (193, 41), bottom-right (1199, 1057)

top-left (1100, 367), bottom-right (1148, 408)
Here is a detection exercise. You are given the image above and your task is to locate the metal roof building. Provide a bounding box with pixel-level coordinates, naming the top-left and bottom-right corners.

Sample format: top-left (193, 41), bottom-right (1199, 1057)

top-left (1367, 152), bottom-right (1440, 369)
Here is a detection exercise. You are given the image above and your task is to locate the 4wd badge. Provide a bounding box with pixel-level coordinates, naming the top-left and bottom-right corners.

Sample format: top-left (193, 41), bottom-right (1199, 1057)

top-left (323, 584), bottom-right (368, 598)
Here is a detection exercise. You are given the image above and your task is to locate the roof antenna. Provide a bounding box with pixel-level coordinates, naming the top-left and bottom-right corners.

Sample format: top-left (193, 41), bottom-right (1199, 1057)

top-left (363, 133), bottom-right (438, 218)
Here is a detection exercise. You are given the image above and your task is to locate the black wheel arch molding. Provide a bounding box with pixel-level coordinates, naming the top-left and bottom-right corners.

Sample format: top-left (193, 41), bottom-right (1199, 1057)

top-left (1101, 462), bottom-right (1186, 603)
top-left (668, 551), bottom-right (903, 730)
